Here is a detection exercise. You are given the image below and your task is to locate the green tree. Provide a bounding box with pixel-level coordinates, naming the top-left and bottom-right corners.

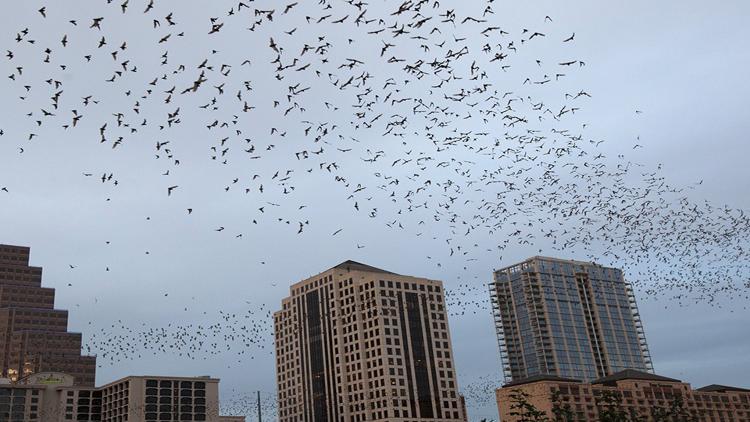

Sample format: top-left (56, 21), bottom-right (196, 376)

top-left (500, 388), bottom-right (701, 422)
top-left (650, 396), bottom-right (700, 422)
top-left (594, 390), bottom-right (644, 422)
top-left (508, 390), bottom-right (550, 422)
top-left (550, 389), bottom-right (575, 422)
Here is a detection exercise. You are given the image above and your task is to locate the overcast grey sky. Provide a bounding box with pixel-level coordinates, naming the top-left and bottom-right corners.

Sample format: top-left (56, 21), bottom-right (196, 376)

top-left (1, 1), bottom-right (749, 420)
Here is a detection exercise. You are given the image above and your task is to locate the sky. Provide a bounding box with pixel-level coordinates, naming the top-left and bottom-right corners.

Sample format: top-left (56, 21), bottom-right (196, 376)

top-left (1, 1), bottom-right (749, 420)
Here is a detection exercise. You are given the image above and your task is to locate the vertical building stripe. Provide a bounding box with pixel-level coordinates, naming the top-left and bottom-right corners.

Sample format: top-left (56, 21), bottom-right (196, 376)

top-left (420, 294), bottom-right (442, 418)
top-left (406, 292), bottom-right (433, 418)
top-left (397, 293), bottom-right (417, 417)
top-left (305, 290), bottom-right (327, 422)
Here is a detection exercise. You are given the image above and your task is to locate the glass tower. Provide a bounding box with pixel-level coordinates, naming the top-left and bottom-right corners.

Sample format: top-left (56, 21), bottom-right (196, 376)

top-left (489, 256), bottom-right (653, 383)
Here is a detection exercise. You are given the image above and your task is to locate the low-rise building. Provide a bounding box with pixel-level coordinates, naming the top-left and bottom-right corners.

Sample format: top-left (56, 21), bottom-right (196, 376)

top-left (496, 369), bottom-right (750, 421)
top-left (0, 371), bottom-right (245, 422)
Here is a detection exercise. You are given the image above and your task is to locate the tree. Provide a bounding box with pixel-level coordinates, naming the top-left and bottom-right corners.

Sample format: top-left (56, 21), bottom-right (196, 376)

top-left (594, 390), bottom-right (644, 422)
top-left (650, 396), bottom-right (700, 422)
top-left (550, 389), bottom-right (575, 422)
top-left (508, 390), bottom-right (550, 422)
top-left (501, 387), bottom-right (701, 422)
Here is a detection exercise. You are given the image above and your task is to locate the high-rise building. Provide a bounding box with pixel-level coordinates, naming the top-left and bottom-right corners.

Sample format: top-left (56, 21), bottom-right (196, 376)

top-left (0, 244), bottom-right (96, 386)
top-left (274, 260), bottom-right (465, 422)
top-left (489, 257), bottom-right (653, 383)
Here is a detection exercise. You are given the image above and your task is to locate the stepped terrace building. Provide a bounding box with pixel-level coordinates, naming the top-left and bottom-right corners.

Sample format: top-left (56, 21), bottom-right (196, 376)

top-left (274, 260), bottom-right (465, 422)
top-left (0, 244), bottom-right (96, 386)
top-left (0, 244), bottom-right (246, 421)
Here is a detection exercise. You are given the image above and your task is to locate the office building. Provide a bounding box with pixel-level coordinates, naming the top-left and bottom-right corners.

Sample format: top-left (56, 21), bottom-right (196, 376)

top-left (496, 369), bottom-right (750, 421)
top-left (0, 244), bottom-right (96, 386)
top-left (490, 257), bottom-right (652, 383)
top-left (274, 260), bottom-right (465, 422)
top-left (0, 371), bottom-right (245, 422)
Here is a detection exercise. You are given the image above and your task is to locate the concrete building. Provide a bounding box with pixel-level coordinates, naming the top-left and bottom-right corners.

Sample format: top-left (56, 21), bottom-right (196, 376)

top-left (98, 375), bottom-right (225, 422)
top-left (490, 257), bottom-right (653, 383)
top-left (274, 260), bottom-right (465, 422)
top-left (495, 369), bottom-right (750, 421)
top-left (0, 244), bottom-right (96, 386)
top-left (0, 371), bottom-right (245, 421)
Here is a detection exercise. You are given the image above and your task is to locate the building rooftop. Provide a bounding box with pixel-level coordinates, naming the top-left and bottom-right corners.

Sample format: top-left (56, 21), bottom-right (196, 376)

top-left (0, 244), bottom-right (31, 265)
top-left (98, 375), bottom-right (218, 389)
top-left (592, 369), bottom-right (681, 386)
top-left (503, 374), bottom-right (582, 388)
top-left (697, 384), bottom-right (750, 393)
top-left (494, 256), bottom-right (610, 273)
top-left (332, 260), bottom-right (397, 275)
top-left (0, 244), bottom-right (30, 252)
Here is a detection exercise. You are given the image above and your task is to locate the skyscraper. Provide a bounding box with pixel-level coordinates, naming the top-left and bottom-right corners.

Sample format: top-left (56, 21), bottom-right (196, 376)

top-left (489, 256), bottom-right (653, 383)
top-left (0, 244), bottom-right (96, 386)
top-left (274, 260), bottom-right (465, 422)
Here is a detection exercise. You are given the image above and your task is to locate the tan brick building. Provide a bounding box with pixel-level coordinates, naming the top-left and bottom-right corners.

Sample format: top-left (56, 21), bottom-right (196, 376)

top-left (274, 260), bottom-right (465, 422)
top-left (496, 369), bottom-right (750, 421)
top-left (0, 371), bottom-right (245, 422)
top-left (0, 244), bottom-right (96, 386)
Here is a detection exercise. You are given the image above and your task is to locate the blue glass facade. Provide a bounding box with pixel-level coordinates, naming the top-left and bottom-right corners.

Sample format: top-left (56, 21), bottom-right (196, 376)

top-left (490, 257), bottom-right (653, 382)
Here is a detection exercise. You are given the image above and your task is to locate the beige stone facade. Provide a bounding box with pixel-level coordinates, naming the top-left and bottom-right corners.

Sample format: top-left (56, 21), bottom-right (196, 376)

top-left (98, 375), bottom-right (224, 422)
top-left (0, 372), bottom-right (244, 422)
top-left (496, 370), bottom-right (750, 421)
top-left (274, 260), bottom-right (465, 422)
